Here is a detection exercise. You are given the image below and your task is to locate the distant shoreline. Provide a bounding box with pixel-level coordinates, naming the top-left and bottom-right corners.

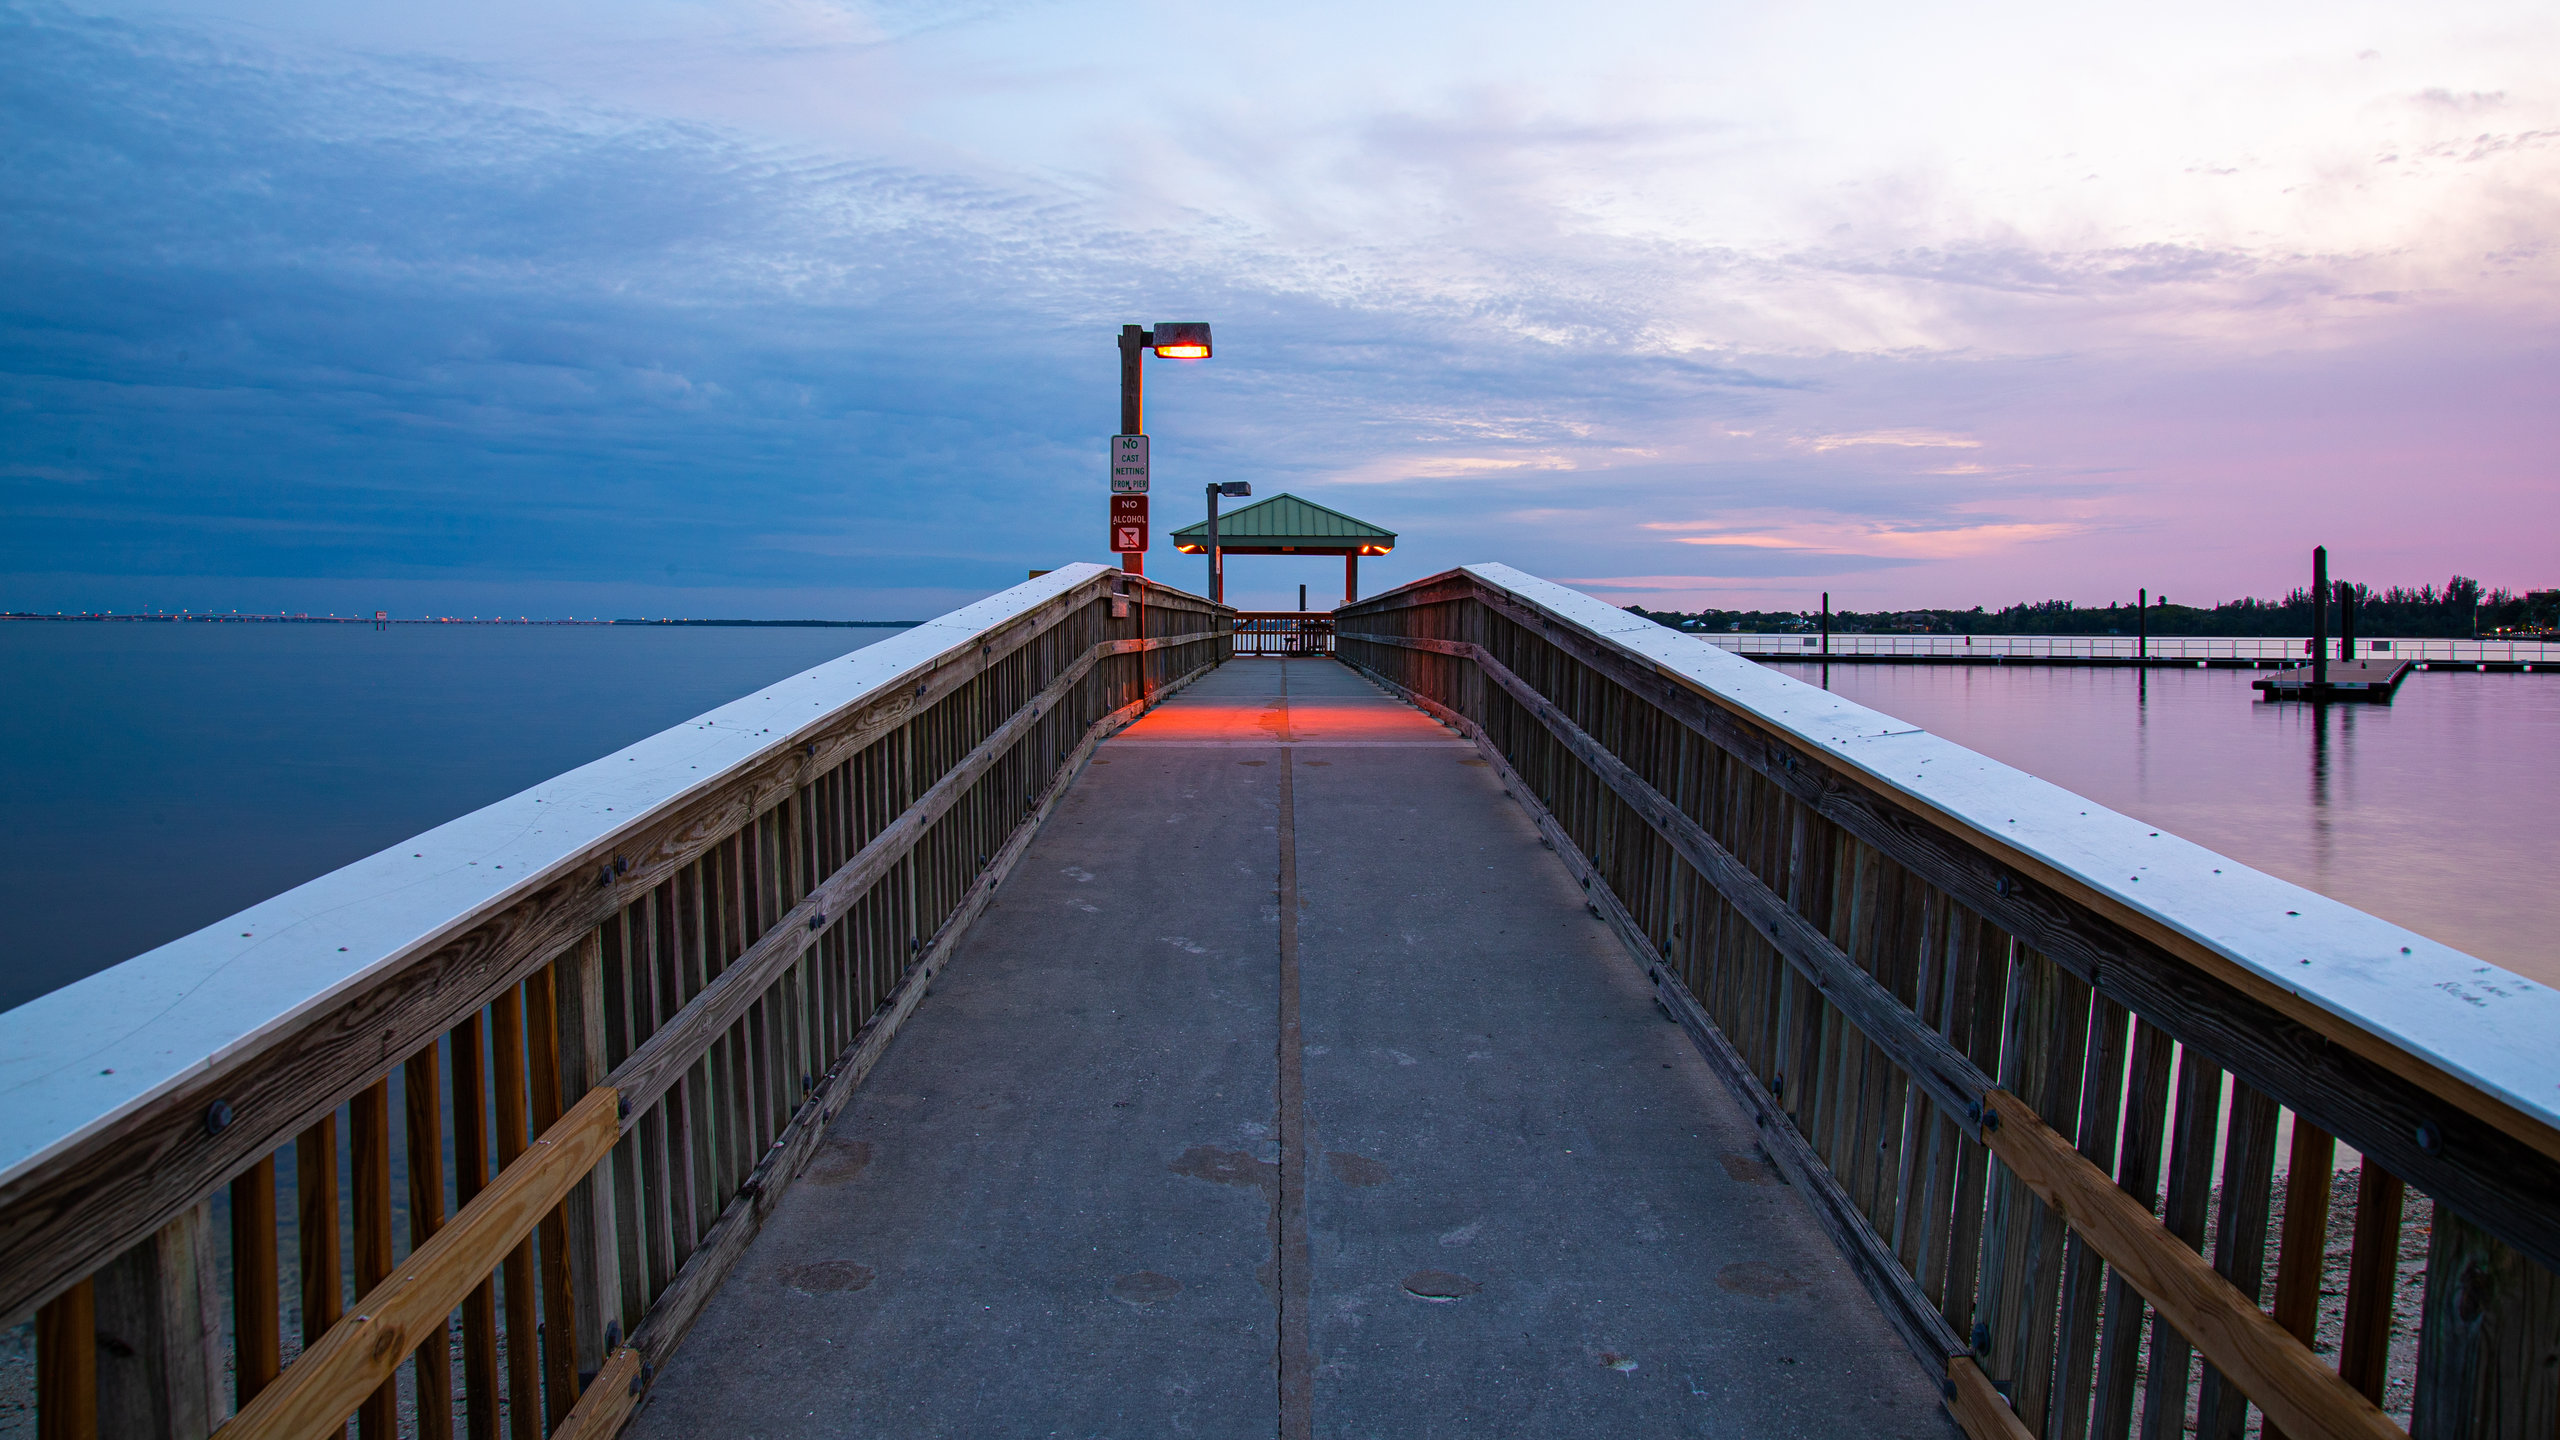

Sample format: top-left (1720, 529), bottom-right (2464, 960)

top-left (2, 613), bottom-right (921, 628)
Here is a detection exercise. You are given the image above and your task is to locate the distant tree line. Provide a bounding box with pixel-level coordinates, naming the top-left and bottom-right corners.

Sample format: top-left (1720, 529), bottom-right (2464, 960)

top-left (1627, 578), bottom-right (2560, 639)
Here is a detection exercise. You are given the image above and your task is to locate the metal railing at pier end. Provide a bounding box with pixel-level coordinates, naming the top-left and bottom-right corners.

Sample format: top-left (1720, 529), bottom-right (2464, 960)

top-left (1229, 611), bottom-right (1335, 656)
top-left (0, 566), bottom-right (1230, 1440)
top-left (1338, 564), bottom-right (2560, 1440)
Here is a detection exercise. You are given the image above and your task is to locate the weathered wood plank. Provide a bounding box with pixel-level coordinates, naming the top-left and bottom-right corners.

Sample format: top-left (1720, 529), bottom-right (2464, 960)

top-left (489, 989), bottom-right (540, 1440)
top-left (546, 1348), bottom-right (639, 1440)
top-left (293, 1118), bottom-right (340, 1357)
top-left (550, 938), bottom-right (617, 1393)
top-left (2340, 1164), bottom-right (2406, 1405)
top-left (1981, 1086), bottom-right (2405, 1440)
top-left (214, 1089), bottom-right (621, 1440)
top-left (2092, 1019), bottom-right (2177, 1440)
top-left (2411, 1208), bottom-right (2560, 1438)
top-left (349, 1082), bottom-right (395, 1440)
top-left (449, 1015), bottom-right (498, 1440)
top-left (94, 1202), bottom-right (225, 1440)
top-left (230, 1157), bottom-right (280, 1413)
top-left (1949, 1355), bottom-right (2038, 1440)
top-left (2197, 1081), bottom-right (2282, 1439)
top-left (522, 966), bottom-right (579, 1433)
top-left (38, 1277), bottom-right (96, 1440)
top-left (2265, 1118), bottom-right (2337, 1440)
top-left (2143, 1049), bottom-right (2226, 1439)
top-left (400, 1050), bottom-right (451, 1440)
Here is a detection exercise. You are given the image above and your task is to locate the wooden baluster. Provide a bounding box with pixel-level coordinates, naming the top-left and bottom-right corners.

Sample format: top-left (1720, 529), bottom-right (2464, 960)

top-left (1937, 915), bottom-right (2007, 1347)
top-left (658, 885), bottom-right (702, 1268)
top-left (296, 1115), bottom-right (344, 1398)
top-left (491, 983), bottom-right (542, 1440)
top-left (2092, 1019), bottom-right (2177, 1440)
top-left (2141, 1049), bottom-right (2226, 1440)
top-left (2196, 1081), bottom-right (2282, 1438)
top-left (404, 1046), bottom-right (453, 1440)
top-left (523, 962), bottom-right (581, 1430)
top-left (2340, 1162), bottom-right (2406, 1405)
top-left (2014, 961), bottom-right (2093, 1431)
top-left (2263, 1118), bottom-right (2336, 1440)
top-left (351, 1080), bottom-right (397, 1440)
top-left (555, 932), bottom-right (622, 1393)
top-left (231, 1155), bottom-right (281, 1410)
top-left (2051, 994), bottom-right (2134, 1440)
top-left (450, 1013), bottom-right (500, 1440)
top-left (38, 1277), bottom-right (97, 1440)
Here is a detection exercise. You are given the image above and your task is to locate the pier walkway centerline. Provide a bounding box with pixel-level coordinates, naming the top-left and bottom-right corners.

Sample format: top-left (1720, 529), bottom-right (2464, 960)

top-left (622, 658), bottom-right (1955, 1438)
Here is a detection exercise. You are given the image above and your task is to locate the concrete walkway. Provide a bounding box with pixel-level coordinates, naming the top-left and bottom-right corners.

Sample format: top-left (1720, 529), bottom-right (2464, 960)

top-left (626, 658), bottom-right (1955, 1439)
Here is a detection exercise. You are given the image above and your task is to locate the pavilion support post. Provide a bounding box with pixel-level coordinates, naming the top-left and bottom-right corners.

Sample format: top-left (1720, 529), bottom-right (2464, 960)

top-left (1345, 554), bottom-right (1358, 605)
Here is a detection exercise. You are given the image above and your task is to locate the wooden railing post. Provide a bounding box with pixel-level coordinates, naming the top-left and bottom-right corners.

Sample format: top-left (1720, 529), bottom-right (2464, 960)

top-left (2412, 1209), bottom-right (2560, 1438)
top-left (93, 1202), bottom-right (226, 1439)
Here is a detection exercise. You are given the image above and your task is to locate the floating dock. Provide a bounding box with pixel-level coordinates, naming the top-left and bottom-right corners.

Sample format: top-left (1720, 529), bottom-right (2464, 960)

top-left (2251, 658), bottom-right (2415, 702)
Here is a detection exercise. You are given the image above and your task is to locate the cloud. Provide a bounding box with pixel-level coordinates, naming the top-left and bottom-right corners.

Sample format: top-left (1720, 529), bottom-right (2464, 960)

top-left (3, 0), bottom-right (2556, 619)
top-left (1803, 429), bottom-right (1982, 453)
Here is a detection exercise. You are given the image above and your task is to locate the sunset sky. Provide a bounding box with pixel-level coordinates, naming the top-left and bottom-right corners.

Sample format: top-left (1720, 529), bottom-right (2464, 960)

top-left (5, 0), bottom-right (2555, 617)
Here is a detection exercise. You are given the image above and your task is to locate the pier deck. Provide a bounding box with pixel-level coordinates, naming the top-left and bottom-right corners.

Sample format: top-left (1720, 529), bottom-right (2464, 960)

top-left (622, 658), bottom-right (1954, 1438)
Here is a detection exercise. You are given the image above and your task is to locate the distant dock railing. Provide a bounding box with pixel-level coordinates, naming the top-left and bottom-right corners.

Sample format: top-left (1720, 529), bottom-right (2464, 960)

top-left (1230, 611), bottom-right (1335, 656)
top-left (1704, 631), bottom-right (2560, 670)
top-left (1341, 565), bottom-right (2560, 1440)
top-left (0, 566), bottom-right (1228, 1440)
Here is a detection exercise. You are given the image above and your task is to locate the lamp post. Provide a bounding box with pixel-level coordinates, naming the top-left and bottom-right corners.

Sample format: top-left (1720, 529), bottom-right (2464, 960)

top-left (1205, 481), bottom-right (1251, 603)
top-left (1114, 322), bottom-right (1213, 578)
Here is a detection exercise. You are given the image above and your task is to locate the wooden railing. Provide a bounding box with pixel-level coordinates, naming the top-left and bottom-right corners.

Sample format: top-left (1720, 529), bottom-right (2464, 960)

top-left (1338, 564), bottom-right (2560, 1440)
top-left (1230, 611), bottom-right (1334, 656)
top-left (0, 565), bottom-right (1229, 1440)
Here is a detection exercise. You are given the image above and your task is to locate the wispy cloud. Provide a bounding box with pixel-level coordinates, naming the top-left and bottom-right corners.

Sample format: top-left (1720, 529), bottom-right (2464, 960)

top-left (1803, 429), bottom-right (1982, 453)
top-left (3, 0), bottom-right (2556, 616)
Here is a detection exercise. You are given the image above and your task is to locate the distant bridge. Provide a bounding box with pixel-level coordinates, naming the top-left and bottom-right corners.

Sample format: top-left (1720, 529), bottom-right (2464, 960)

top-left (6, 565), bottom-right (2557, 1440)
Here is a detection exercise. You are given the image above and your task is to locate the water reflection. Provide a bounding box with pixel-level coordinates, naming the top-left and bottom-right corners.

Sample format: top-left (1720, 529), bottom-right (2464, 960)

top-left (1767, 662), bottom-right (2560, 982)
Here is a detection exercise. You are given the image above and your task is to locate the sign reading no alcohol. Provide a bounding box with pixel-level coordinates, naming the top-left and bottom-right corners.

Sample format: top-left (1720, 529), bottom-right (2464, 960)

top-left (1110, 434), bottom-right (1150, 493)
top-left (1109, 494), bottom-right (1148, 553)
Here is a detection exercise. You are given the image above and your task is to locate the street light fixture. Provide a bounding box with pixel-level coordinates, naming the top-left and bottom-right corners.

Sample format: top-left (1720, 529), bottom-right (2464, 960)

top-left (1113, 321), bottom-right (1214, 578)
top-left (1206, 481), bottom-right (1250, 603)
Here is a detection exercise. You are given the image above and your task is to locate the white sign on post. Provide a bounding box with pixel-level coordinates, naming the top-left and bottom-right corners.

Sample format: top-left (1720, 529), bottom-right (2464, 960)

top-left (1110, 434), bottom-right (1150, 493)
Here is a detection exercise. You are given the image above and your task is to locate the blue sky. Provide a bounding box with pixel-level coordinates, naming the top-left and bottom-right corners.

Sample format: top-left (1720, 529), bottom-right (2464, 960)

top-left (4, 0), bottom-right (2555, 617)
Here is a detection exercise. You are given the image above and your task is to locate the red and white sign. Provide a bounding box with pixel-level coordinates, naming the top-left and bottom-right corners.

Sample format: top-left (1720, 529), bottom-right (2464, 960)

top-left (1110, 494), bottom-right (1148, 554)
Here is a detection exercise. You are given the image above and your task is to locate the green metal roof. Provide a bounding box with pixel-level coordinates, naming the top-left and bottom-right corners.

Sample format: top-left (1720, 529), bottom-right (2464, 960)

top-left (1168, 492), bottom-right (1396, 552)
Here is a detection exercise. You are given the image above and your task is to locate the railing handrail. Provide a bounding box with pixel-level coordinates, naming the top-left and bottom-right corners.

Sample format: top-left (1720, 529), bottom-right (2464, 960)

top-left (0, 563), bottom-right (1227, 1327)
top-left (1351, 563), bottom-right (2560, 1157)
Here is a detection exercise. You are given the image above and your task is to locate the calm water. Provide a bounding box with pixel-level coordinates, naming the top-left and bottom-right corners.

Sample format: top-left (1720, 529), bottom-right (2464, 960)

top-left (0, 623), bottom-right (899, 1012)
top-left (1768, 661), bottom-right (2560, 986)
top-left (4, 633), bottom-right (2552, 1013)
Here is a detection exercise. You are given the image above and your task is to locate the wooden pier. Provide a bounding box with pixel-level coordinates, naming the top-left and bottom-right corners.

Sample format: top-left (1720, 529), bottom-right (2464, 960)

top-left (6, 563), bottom-right (2560, 1440)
